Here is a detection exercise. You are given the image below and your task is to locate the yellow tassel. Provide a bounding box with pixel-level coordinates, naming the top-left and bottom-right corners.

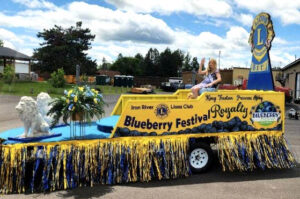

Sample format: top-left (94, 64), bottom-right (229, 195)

top-left (217, 133), bottom-right (296, 171)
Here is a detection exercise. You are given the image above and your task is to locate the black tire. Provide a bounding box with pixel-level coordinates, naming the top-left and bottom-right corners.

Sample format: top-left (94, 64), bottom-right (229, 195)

top-left (189, 142), bottom-right (213, 173)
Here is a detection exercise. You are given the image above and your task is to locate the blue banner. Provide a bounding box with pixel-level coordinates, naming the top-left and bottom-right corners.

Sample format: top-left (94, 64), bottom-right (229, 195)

top-left (247, 13), bottom-right (275, 91)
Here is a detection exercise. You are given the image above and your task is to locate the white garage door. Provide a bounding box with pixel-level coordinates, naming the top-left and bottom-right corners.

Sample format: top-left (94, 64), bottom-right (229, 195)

top-left (15, 62), bottom-right (29, 73)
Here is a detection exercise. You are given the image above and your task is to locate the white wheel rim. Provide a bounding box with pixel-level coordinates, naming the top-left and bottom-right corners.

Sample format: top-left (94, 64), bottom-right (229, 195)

top-left (189, 148), bottom-right (209, 169)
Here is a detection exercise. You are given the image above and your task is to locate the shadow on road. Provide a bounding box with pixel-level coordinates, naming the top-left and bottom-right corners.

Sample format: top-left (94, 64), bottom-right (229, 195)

top-left (124, 154), bottom-right (300, 188)
top-left (50, 153), bottom-right (299, 199)
top-left (56, 185), bottom-right (114, 199)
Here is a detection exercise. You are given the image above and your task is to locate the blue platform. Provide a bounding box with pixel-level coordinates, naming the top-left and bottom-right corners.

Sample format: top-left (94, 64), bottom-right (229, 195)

top-left (0, 122), bottom-right (111, 145)
top-left (96, 115), bottom-right (120, 133)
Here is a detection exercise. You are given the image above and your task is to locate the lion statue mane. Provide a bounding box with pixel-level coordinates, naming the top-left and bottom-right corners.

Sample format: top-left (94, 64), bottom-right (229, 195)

top-left (37, 92), bottom-right (53, 126)
top-left (15, 96), bottom-right (50, 137)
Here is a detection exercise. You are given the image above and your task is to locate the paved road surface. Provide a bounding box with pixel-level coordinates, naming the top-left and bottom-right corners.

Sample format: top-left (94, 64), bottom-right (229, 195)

top-left (0, 95), bottom-right (299, 199)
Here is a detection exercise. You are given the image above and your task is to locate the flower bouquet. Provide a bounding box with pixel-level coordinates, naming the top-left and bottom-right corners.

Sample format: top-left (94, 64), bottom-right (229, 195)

top-left (47, 86), bottom-right (104, 128)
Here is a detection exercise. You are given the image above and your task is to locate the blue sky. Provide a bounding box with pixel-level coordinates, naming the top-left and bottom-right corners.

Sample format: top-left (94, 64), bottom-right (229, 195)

top-left (0, 0), bottom-right (299, 68)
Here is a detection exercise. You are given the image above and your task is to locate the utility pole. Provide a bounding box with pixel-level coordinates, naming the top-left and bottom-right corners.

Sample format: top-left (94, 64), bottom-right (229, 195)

top-left (218, 50), bottom-right (221, 69)
top-left (76, 64), bottom-right (80, 85)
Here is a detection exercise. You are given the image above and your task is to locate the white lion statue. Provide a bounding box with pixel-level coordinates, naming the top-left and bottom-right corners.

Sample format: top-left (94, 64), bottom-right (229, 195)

top-left (16, 96), bottom-right (50, 138)
top-left (37, 92), bottom-right (53, 126)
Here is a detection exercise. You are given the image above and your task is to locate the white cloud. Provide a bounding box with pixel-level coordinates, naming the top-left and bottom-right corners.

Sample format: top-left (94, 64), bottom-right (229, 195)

top-left (234, 0), bottom-right (300, 25)
top-left (0, 2), bottom-right (175, 44)
top-left (2, 41), bottom-right (16, 49)
top-left (105, 0), bottom-right (233, 17)
top-left (237, 14), bottom-right (253, 27)
top-left (270, 51), bottom-right (295, 67)
top-left (0, 0), bottom-right (297, 69)
top-left (272, 37), bottom-right (288, 45)
top-left (12, 0), bottom-right (56, 9)
top-left (226, 26), bottom-right (249, 48)
top-left (0, 28), bottom-right (37, 55)
top-left (0, 28), bottom-right (23, 44)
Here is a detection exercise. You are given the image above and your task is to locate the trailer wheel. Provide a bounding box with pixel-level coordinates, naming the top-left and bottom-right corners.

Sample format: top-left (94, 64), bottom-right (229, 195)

top-left (189, 142), bottom-right (213, 173)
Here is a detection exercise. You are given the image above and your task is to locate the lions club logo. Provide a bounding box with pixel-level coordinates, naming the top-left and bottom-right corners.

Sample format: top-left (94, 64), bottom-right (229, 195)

top-left (155, 104), bottom-right (170, 119)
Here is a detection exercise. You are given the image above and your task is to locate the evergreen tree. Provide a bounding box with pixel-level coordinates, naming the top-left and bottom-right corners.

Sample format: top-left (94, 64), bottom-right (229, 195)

top-left (183, 52), bottom-right (192, 71)
top-left (101, 57), bottom-right (108, 70)
top-left (159, 48), bottom-right (184, 77)
top-left (144, 48), bottom-right (160, 76)
top-left (191, 57), bottom-right (200, 71)
top-left (32, 22), bottom-right (97, 75)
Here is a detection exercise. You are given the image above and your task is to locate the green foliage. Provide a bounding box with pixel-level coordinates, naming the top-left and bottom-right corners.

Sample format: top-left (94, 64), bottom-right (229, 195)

top-left (144, 48), bottom-right (160, 76)
top-left (110, 56), bottom-right (143, 76)
top-left (0, 39), bottom-right (3, 47)
top-left (3, 65), bottom-right (15, 85)
top-left (48, 68), bottom-right (65, 88)
top-left (183, 53), bottom-right (192, 71)
top-left (32, 22), bottom-right (97, 75)
top-left (81, 74), bottom-right (88, 83)
top-left (159, 48), bottom-right (184, 77)
top-left (191, 57), bottom-right (200, 71)
top-left (110, 48), bottom-right (185, 77)
top-left (47, 86), bottom-right (104, 127)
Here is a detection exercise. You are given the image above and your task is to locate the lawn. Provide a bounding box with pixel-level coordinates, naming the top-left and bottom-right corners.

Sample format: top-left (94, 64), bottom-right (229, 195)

top-left (0, 80), bottom-right (132, 97)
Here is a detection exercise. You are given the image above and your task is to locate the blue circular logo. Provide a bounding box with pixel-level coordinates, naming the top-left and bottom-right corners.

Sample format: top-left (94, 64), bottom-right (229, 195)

top-left (155, 104), bottom-right (170, 119)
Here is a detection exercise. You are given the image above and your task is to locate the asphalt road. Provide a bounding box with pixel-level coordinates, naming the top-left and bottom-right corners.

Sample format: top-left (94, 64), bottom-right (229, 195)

top-left (0, 95), bottom-right (299, 199)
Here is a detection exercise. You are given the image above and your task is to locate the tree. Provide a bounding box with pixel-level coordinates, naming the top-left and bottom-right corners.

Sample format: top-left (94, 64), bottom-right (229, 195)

top-left (183, 53), bottom-right (192, 71)
top-left (3, 65), bottom-right (15, 92)
top-left (32, 22), bottom-right (97, 75)
top-left (158, 48), bottom-right (184, 77)
top-left (134, 53), bottom-right (145, 75)
top-left (0, 39), bottom-right (3, 47)
top-left (48, 68), bottom-right (66, 88)
top-left (101, 57), bottom-right (108, 70)
top-left (191, 57), bottom-right (200, 71)
top-left (110, 56), bottom-right (143, 76)
top-left (144, 48), bottom-right (160, 76)
top-left (159, 48), bottom-right (172, 77)
top-left (171, 49), bottom-right (184, 76)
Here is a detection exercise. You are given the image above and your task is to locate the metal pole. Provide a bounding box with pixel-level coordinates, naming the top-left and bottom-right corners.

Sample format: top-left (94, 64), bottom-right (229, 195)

top-left (219, 50), bottom-right (221, 70)
top-left (76, 64), bottom-right (80, 85)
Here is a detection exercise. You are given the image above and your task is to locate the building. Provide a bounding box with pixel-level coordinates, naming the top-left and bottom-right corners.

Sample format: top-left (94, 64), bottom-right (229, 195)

top-left (0, 47), bottom-right (31, 74)
top-left (282, 58), bottom-right (300, 100)
top-left (183, 67), bottom-right (282, 87)
top-left (182, 71), bottom-right (203, 85)
top-left (230, 67), bottom-right (281, 87)
top-left (96, 69), bottom-right (120, 79)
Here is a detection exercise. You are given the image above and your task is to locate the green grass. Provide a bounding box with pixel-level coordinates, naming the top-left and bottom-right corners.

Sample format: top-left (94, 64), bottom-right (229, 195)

top-left (96, 85), bottom-right (131, 94)
top-left (0, 80), bottom-right (73, 97)
top-left (0, 80), bottom-right (133, 97)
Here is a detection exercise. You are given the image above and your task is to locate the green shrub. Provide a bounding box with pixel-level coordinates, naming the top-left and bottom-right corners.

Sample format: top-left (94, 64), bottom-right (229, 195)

top-left (81, 74), bottom-right (88, 84)
top-left (3, 65), bottom-right (15, 85)
top-left (48, 68), bottom-right (66, 88)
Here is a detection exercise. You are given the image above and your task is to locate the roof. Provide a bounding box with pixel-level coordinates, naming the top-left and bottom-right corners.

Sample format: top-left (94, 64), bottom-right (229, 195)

top-left (0, 47), bottom-right (31, 60)
top-left (282, 58), bottom-right (300, 71)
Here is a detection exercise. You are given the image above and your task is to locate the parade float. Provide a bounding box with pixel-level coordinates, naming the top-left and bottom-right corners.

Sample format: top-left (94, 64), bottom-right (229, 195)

top-left (0, 12), bottom-right (296, 194)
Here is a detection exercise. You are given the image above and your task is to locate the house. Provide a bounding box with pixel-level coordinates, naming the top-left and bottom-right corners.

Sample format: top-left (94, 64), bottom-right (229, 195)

top-left (282, 58), bottom-right (300, 100)
top-left (0, 47), bottom-right (31, 74)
